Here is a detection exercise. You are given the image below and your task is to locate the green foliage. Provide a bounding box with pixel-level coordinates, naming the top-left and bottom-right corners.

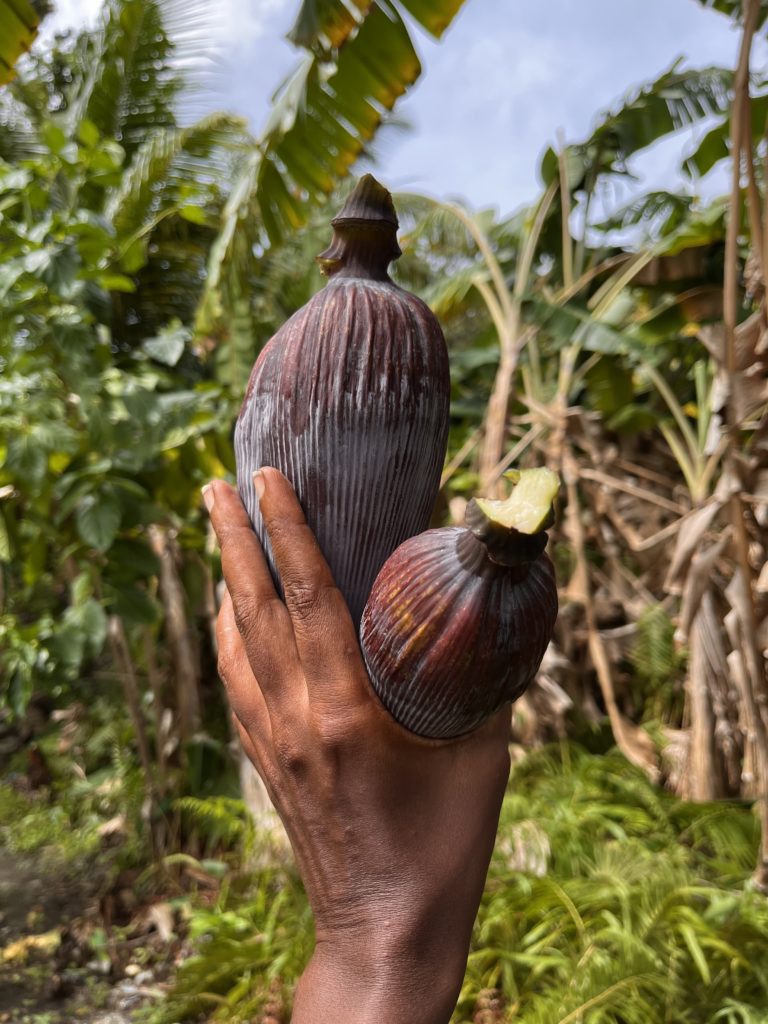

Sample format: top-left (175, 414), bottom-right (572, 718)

top-left (0, 0), bottom-right (43, 87)
top-left (3, 4), bottom-right (766, 1020)
top-left (71, 0), bottom-right (183, 159)
top-left (154, 868), bottom-right (313, 1023)
top-left (157, 747), bottom-right (768, 1023)
top-left (288, 0), bottom-right (465, 48)
top-left (539, 63), bottom-right (732, 191)
top-left (196, 0), bottom-right (470, 335)
top-left (630, 598), bottom-right (692, 729)
top-left (632, 603), bottom-right (686, 721)
top-left (453, 748), bottom-right (767, 1022)
top-left (1, 0), bottom-right (463, 719)
top-left (0, 709), bottom-right (146, 866)
top-left (0, 10), bottom-right (236, 714)
top-left (174, 795), bottom-right (253, 855)
top-left (397, 57), bottom-right (737, 479)
top-left (685, 92), bottom-right (768, 179)
top-left (261, 0), bottom-right (467, 237)
top-left (691, 0), bottom-right (768, 27)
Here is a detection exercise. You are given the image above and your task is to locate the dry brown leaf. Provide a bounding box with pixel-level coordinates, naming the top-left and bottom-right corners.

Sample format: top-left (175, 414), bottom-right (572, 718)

top-left (496, 820), bottom-right (550, 876)
top-left (678, 533), bottom-right (731, 637)
top-left (701, 315), bottom-right (768, 427)
top-left (473, 988), bottom-right (507, 1024)
top-left (724, 570), bottom-right (767, 694)
top-left (512, 661), bottom-right (573, 744)
top-left (725, 571), bottom-right (758, 638)
top-left (1, 930), bottom-right (59, 963)
top-left (661, 728), bottom-right (690, 794)
top-left (97, 814), bottom-right (127, 839)
top-left (664, 501), bottom-right (722, 594)
top-left (701, 315), bottom-right (763, 372)
top-left (732, 368), bottom-right (768, 422)
top-left (596, 625), bottom-right (635, 669)
top-left (145, 902), bottom-right (175, 942)
top-left (753, 469), bottom-right (768, 528)
top-left (686, 615), bottom-right (718, 802)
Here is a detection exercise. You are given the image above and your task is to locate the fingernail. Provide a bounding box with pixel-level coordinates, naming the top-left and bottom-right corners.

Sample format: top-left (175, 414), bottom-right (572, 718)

top-left (253, 470), bottom-right (265, 500)
top-left (201, 484), bottom-right (215, 512)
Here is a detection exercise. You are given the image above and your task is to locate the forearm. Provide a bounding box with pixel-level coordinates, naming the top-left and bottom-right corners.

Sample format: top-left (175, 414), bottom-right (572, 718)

top-left (291, 941), bottom-right (467, 1024)
top-left (289, 820), bottom-right (499, 1022)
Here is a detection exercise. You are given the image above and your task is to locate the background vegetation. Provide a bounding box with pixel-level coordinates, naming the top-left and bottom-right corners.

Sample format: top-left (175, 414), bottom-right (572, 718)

top-left (0, 0), bottom-right (766, 1020)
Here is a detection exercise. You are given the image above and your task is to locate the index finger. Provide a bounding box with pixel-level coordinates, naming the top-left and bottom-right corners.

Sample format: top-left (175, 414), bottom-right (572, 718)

top-left (255, 468), bottom-right (359, 668)
top-left (216, 589), bottom-right (272, 745)
top-left (203, 480), bottom-right (299, 702)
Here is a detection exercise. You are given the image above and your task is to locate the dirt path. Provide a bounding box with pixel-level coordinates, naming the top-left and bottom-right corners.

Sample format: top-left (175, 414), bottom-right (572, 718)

top-left (0, 847), bottom-right (161, 1024)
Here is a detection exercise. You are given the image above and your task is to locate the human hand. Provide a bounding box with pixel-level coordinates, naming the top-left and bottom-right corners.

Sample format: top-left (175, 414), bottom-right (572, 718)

top-left (203, 469), bottom-right (511, 1024)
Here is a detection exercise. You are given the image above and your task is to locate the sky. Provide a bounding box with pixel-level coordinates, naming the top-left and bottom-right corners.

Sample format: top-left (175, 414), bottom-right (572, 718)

top-left (44, 0), bottom-right (761, 218)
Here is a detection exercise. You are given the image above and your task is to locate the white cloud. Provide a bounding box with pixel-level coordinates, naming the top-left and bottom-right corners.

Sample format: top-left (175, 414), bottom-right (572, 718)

top-left (40, 0), bottom-right (293, 52)
top-left (32, 0), bottom-right (755, 216)
top-left (377, 0), bottom-right (754, 214)
top-left (207, 0), bottom-right (292, 50)
top-left (41, 0), bottom-right (104, 38)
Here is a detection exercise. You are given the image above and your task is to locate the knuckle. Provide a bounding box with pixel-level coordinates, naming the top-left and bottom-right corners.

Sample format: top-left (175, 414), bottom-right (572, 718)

top-left (287, 582), bottom-right (339, 626)
top-left (233, 594), bottom-right (282, 644)
top-left (287, 583), bottom-right (321, 623)
top-left (315, 719), bottom-right (346, 751)
top-left (273, 734), bottom-right (308, 777)
top-left (232, 600), bottom-right (262, 641)
top-left (312, 704), bottom-right (366, 752)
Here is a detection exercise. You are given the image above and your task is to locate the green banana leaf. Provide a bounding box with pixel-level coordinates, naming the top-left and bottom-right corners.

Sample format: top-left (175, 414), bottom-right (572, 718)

top-left (0, 0), bottom-right (43, 86)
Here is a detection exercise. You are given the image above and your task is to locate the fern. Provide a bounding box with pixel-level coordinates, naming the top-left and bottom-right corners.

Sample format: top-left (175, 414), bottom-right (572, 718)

top-left (174, 795), bottom-right (251, 851)
top-left (153, 866), bottom-right (312, 1024)
top-left (158, 745), bottom-right (768, 1024)
top-left (632, 603), bottom-right (679, 689)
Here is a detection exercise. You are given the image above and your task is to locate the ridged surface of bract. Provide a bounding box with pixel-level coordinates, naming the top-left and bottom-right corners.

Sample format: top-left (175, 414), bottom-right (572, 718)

top-left (360, 528), bottom-right (558, 738)
top-left (235, 277), bottom-right (450, 626)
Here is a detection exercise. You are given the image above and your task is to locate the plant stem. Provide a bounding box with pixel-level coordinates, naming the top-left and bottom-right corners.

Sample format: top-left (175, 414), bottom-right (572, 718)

top-left (108, 616), bottom-right (157, 815)
top-left (475, 183), bottom-right (557, 493)
top-left (724, 0), bottom-right (768, 890)
top-left (149, 524), bottom-right (201, 748)
top-left (742, 89), bottom-right (765, 279)
top-left (557, 132), bottom-right (574, 291)
top-left (440, 426), bottom-right (482, 489)
top-left (724, 0), bottom-right (759, 368)
top-left (142, 628), bottom-right (167, 796)
top-left (563, 450), bottom-right (659, 782)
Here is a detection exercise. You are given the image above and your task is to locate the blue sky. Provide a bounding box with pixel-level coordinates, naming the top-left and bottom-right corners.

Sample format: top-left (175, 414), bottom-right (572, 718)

top-left (48, 0), bottom-right (756, 217)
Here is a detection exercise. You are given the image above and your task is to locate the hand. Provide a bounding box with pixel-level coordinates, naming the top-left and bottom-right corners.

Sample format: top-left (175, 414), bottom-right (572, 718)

top-left (204, 468), bottom-right (511, 1024)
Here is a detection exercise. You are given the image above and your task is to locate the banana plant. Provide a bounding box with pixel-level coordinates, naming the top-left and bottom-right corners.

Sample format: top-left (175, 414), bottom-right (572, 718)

top-left (691, 0), bottom-right (768, 25)
top-left (402, 63), bottom-right (734, 494)
top-left (0, 0), bottom-right (45, 86)
top-left (395, 59), bottom-right (741, 782)
top-left (644, 360), bottom-right (725, 504)
top-left (195, 0), bottom-right (471, 345)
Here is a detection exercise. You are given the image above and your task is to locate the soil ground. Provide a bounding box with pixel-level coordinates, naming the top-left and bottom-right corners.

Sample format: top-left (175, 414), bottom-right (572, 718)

top-left (0, 847), bottom-right (174, 1024)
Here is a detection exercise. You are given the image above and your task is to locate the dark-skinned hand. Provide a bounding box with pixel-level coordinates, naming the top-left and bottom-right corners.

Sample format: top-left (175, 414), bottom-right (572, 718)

top-left (203, 468), bottom-right (511, 1024)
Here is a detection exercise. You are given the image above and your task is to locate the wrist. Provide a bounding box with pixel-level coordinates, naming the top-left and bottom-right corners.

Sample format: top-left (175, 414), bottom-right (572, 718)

top-left (292, 920), bottom-right (469, 1024)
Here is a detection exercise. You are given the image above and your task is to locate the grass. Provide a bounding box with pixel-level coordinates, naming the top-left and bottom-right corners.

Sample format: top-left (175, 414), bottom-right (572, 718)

top-left (155, 743), bottom-right (768, 1023)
